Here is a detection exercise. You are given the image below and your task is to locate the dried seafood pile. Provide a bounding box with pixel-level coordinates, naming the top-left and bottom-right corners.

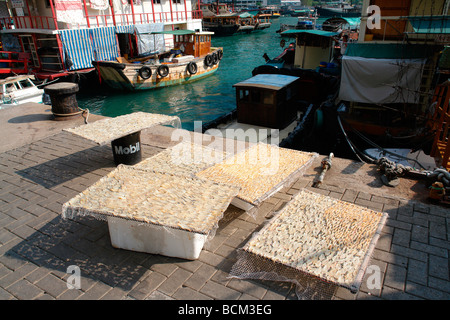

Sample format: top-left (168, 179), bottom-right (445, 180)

top-left (62, 165), bottom-right (240, 235)
top-left (197, 143), bottom-right (317, 205)
top-left (242, 189), bottom-right (387, 290)
top-left (135, 142), bottom-right (230, 175)
top-left (64, 112), bottom-right (181, 145)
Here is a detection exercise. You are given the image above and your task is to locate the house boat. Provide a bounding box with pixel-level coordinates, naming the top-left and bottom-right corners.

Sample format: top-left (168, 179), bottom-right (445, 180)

top-left (336, 0), bottom-right (450, 170)
top-left (0, 0), bottom-right (204, 86)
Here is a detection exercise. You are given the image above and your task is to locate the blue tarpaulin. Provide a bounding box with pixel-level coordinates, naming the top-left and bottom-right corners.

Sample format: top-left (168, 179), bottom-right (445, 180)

top-left (59, 27), bottom-right (119, 70)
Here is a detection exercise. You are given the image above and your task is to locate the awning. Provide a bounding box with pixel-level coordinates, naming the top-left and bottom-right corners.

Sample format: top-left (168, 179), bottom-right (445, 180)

top-left (280, 29), bottom-right (339, 37)
top-left (408, 15), bottom-right (450, 34)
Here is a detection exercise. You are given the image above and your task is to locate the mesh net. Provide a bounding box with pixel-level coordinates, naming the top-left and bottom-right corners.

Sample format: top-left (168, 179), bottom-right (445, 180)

top-left (134, 141), bottom-right (231, 176)
top-left (62, 165), bottom-right (240, 235)
top-left (229, 189), bottom-right (388, 299)
top-left (196, 143), bottom-right (318, 210)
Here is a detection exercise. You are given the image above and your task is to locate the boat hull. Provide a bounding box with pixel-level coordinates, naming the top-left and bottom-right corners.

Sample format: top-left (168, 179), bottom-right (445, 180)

top-left (94, 49), bottom-right (222, 91)
top-left (202, 24), bottom-right (240, 36)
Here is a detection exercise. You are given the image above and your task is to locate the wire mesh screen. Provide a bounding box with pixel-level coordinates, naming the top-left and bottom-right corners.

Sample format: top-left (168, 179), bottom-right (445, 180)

top-left (64, 112), bottom-right (181, 145)
top-left (230, 189), bottom-right (388, 299)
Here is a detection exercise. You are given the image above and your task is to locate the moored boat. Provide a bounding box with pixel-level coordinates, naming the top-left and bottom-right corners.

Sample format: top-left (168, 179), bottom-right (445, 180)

top-left (0, 75), bottom-right (44, 108)
top-left (93, 30), bottom-right (223, 91)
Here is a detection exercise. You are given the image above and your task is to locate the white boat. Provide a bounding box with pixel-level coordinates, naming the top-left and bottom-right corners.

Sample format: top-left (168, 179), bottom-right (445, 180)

top-left (0, 75), bottom-right (44, 108)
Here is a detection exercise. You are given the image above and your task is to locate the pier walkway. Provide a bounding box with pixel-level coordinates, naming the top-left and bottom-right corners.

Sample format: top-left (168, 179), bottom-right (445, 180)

top-left (0, 103), bottom-right (449, 301)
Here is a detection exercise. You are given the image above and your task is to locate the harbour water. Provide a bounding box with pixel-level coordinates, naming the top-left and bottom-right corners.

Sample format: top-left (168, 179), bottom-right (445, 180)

top-left (77, 16), bottom-right (300, 131)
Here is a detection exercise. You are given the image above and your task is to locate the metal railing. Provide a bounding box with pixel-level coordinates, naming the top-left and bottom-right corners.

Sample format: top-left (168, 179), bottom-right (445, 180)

top-left (0, 10), bottom-right (203, 31)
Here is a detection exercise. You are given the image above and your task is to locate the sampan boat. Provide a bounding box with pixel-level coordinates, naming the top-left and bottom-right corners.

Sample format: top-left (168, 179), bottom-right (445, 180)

top-left (93, 30), bottom-right (223, 91)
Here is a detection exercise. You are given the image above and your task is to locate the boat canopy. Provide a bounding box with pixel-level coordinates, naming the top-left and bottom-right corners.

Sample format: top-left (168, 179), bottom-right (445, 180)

top-left (239, 12), bottom-right (254, 18)
top-left (280, 29), bottom-right (339, 37)
top-left (323, 17), bottom-right (361, 28)
top-left (233, 74), bottom-right (300, 91)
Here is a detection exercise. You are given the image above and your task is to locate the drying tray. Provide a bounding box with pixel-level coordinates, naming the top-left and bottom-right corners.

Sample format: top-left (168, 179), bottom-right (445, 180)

top-left (62, 165), bottom-right (240, 235)
top-left (238, 189), bottom-right (388, 292)
top-left (196, 143), bottom-right (318, 209)
top-left (134, 141), bottom-right (230, 176)
top-left (63, 112), bottom-right (181, 145)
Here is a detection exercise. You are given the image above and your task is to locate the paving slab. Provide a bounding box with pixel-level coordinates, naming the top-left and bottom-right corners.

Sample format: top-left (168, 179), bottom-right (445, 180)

top-left (0, 103), bottom-right (449, 301)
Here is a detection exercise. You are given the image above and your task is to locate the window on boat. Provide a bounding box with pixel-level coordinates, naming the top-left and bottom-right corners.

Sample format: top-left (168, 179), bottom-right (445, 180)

top-left (251, 90), bottom-right (261, 103)
top-left (172, 0), bottom-right (181, 3)
top-left (286, 87), bottom-right (292, 100)
top-left (153, 0), bottom-right (161, 3)
top-left (6, 83), bottom-right (16, 93)
top-left (239, 89), bottom-right (250, 102)
top-left (262, 91), bottom-right (274, 105)
top-left (18, 79), bottom-right (34, 89)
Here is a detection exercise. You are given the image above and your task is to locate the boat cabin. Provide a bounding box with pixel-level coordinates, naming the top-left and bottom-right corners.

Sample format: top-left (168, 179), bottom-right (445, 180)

top-left (0, 75), bottom-right (43, 106)
top-left (233, 74), bottom-right (301, 129)
top-left (280, 30), bottom-right (339, 69)
top-left (172, 31), bottom-right (213, 58)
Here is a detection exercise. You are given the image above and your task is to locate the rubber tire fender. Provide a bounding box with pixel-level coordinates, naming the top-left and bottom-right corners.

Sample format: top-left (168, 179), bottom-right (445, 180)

top-left (204, 54), bottom-right (213, 67)
top-left (187, 61), bottom-right (198, 75)
top-left (217, 49), bottom-right (223, 60)
top-left (211, 52), bottom-right (219, 65)
top-left (157, 65), bottom-right (169, 78)
top-left (138, 66), bottom-right (152, 80)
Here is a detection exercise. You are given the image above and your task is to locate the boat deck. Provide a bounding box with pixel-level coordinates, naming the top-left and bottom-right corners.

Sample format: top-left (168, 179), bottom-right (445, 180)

top-left (0, 103), bottom-right (449, 302)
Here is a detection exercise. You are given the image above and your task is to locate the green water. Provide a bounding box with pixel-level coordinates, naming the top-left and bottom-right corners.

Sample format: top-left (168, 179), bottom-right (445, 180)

top-left (77, 16), bottom-right (299, 131)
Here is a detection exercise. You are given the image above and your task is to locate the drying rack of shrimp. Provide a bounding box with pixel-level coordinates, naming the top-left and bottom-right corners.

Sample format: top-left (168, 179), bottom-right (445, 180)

top-left (62, 165), bottom-right (240, 259)
top-left (134, 141), bottom-right (230, 175)
top-left (63, 112), bottom-right (181, 145)
top-left (230, 189), bottom-right (388, 296)
top-left (196, 143), bottom-right (318, 211)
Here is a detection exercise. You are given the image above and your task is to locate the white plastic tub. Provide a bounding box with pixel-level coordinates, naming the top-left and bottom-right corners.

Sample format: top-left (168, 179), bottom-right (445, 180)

top-left (107, 216), bottom-right (208, 260)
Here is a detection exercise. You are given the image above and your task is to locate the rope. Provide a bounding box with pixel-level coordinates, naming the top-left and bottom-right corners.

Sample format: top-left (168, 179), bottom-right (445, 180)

top-left (53, 107), bottom-right (90, 124)
top-left (338, 115), bottom-right (427, 170)
top-left (336, 115), bottom-right (376, 163)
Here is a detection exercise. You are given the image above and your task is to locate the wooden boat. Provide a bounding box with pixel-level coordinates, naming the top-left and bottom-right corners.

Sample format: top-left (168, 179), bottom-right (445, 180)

top-left (93, 30), bottom-right (223, 91)
top-left (0, 75), bottom-right (44, 108)
top-left (201, 3), bottom-right (240, 36)
top-left (202, 74), bottom-right (306, 145)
